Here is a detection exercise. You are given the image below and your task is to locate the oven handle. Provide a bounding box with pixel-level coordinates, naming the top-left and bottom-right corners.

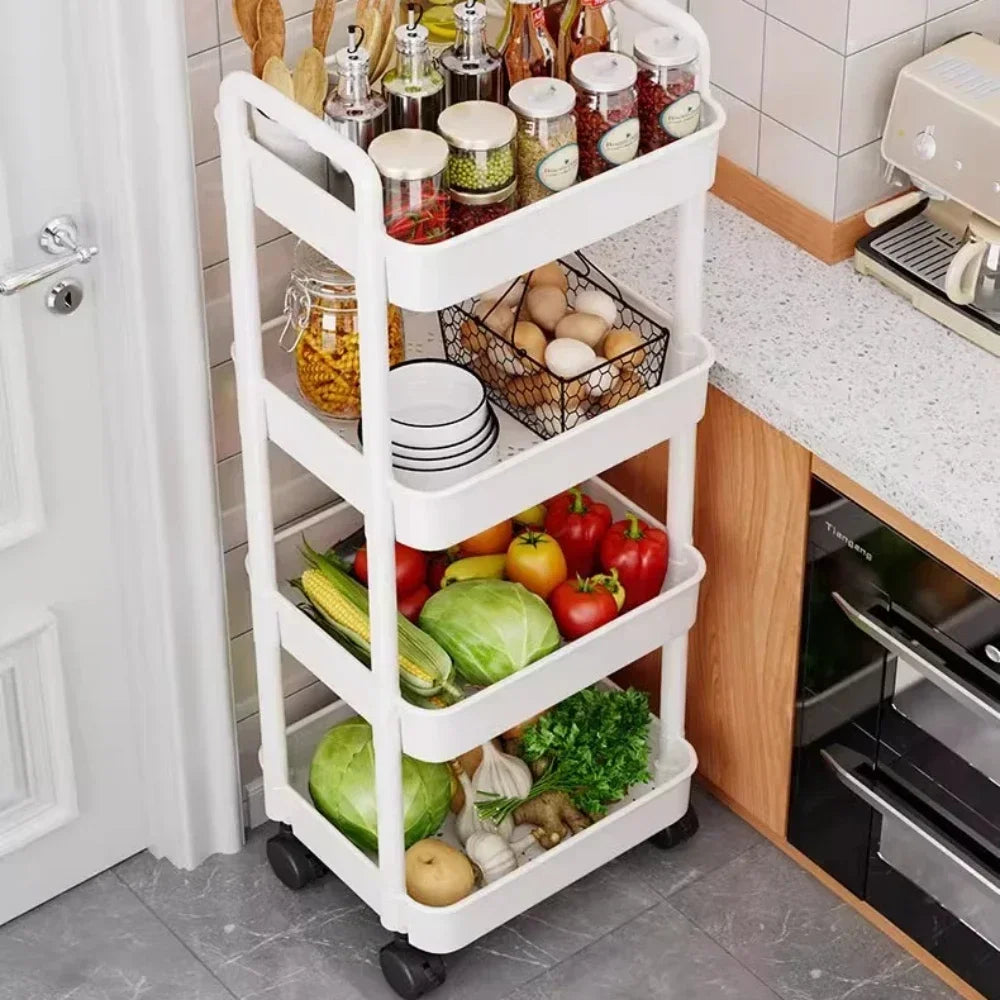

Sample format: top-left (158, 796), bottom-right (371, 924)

top-left (822, 745), bottom-right (1000, 900)
top-left (832, 591), bottom-right (1000, 727)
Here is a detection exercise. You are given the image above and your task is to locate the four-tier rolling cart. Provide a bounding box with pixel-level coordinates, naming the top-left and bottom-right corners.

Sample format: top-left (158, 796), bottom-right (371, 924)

top-left (218, 3), bottom-right (723, 995)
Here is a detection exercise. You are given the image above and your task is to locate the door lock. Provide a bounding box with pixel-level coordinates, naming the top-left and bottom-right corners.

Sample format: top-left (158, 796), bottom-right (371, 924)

top-left (46, 278), bottom-right (84, 314)
top-left (0, 215), bottom-right (99, 297)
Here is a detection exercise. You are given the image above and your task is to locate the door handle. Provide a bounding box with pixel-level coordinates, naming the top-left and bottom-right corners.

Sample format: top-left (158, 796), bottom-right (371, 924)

top-left (0, 216), bottom-right (99, 296)
top-left (832, 591), bottom-right (1000, 727)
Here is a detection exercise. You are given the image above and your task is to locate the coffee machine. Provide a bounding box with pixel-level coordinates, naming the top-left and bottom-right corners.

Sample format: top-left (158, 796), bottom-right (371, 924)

top-left (855, 32), bottom-right (1000, 357)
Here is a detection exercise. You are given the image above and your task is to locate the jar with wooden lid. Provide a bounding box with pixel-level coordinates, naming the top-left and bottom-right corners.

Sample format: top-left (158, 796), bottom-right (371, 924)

top-left (282, 242), bottom-right (404, 419)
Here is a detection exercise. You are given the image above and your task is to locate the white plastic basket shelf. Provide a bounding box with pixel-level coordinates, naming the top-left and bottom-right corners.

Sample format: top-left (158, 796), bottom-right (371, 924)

top-left (272, 475), bottom-right (705, 761)
top-left (266, 686), bottom-right (697, 955)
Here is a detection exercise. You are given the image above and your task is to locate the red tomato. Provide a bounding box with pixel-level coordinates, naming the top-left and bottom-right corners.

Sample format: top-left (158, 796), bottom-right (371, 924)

top-left (354, 542), bottom-right (427, 597)
top-left (549, 577), bottom-right (619, 640)
top-left (426, 552), bottom-right (451, 591)
top-left (599, 513), bottom-right (668, 611)
top-left (398, 583), bottom-right (431, 623)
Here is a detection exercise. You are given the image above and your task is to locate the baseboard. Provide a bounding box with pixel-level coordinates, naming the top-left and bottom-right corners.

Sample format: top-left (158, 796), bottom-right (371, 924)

top-left (711, 156), bottom-right (871, 265)
top-left (243, 777), bottom-right (268, 830)
top-left (699, 777), bottom-right (988, 1000)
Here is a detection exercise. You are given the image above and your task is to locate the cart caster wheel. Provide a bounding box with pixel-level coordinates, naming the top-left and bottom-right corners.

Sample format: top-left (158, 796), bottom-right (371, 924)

top-left (649, 805), bottom-right (699, 850)
top-left (266, 827), bottom-right (327, 890)
top-left (379, 938), bottom-right (446, 999)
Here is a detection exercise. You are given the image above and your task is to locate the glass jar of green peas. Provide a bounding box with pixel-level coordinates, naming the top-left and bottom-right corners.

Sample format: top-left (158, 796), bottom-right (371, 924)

top-left (437, 100), bottom-right (518, 194)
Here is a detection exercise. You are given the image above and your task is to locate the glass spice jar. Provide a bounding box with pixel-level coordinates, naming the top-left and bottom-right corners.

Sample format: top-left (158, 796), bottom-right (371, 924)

top-left (557, 0), bottom-right (618, 82)
top-left (382, 4), bottom-right (446, 130)
top-left (283, 242), bottom-right (405, 419)
top-left (440, 0), bottom-right (505, 105)
top-left (368, 129), bottom-right (451, 244)
top-left (509, 77), bottom-right (578, 203)
top-left (450, 180), bottom-right (517, 234)
top-left (570, 51), bottom-right (639, 179)
top-left (503, 0), bottom-right (557, 86)
top-left (633, 27), bottom-right (701, 153)
top-left (438, 101), bottom-right (518, 193)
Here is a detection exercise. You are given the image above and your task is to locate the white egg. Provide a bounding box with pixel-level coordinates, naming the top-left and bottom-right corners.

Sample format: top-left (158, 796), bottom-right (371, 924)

top-left (573, 289), bottom-right (617, 329)
top-left (545, 337), bottom-right (597, 378)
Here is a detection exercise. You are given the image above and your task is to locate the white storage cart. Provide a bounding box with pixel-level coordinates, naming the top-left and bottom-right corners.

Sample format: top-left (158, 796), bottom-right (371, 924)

top-left (218, 2), bottom-right (723, 995)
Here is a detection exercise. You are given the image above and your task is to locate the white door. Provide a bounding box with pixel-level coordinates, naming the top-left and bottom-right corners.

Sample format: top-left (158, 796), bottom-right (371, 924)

top-left (0, 5), bottom-right (151, 922)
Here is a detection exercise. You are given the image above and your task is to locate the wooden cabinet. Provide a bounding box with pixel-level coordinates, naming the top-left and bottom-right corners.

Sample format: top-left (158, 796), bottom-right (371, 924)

top-left (606, 387), bottom-right (811, 836)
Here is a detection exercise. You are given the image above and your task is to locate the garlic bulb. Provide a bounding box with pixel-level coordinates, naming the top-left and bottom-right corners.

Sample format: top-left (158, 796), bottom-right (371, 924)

top-left (470, 741), bottom-right (533, 841)
top-left (465, 831), bottom-right (516, 884)
top-left (454, 770), bottom-right (490, 845)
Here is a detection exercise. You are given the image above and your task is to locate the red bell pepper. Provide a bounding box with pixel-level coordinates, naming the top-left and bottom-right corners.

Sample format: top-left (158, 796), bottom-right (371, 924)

top-left (544, 487), bottom-right (613, 578)
top-left (598, 513), bottom-right (669, 611)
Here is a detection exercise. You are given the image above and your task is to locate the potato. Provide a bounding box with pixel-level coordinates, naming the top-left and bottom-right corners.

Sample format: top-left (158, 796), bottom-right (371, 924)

top-left (526, 261), bottom-right (568, 293)
top-left (405, 839), bottom-right (476, 907)
top-left (554, 312), bottom-right (608, 349)
top-left (525, 286), bottom-right (567, 333)
top-left (603, 328), bottom-right (646, 368)
top-left (474, 300), bottom-right (515, 336)
top-left (511, 321), bottom-right (546, 365)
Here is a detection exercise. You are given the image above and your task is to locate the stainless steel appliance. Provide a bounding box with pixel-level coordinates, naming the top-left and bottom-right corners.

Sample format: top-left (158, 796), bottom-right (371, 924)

top-left (789, 477), bottom-right (1000, 999)
top-left (855, 32), bottom-right (1000, 357)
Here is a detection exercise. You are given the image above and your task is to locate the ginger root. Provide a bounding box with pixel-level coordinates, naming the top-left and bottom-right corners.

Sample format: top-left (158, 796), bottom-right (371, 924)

top-left (513, 791), bottom-right (591, 849)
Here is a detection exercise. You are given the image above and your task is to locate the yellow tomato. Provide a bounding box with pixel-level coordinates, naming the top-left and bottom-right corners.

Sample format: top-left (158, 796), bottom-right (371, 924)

top-left (505, 531), bottom-right (568, 600)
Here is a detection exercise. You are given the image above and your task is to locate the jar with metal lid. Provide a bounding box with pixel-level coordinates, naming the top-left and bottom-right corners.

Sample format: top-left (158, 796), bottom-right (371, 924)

top-left (450, 180), bottom-right (517, 234)
top-left (368, 129), bottom-right (451, 244)
top-left (283, 242), bottom-right (405, 419)
top-left (570, 51), bottom-right (639, 179)
top-left (438, 101), bottom-right (517, 193)
top-left (382, 4), bottom-right (446, 130)
top-left (509, 77), bottom-right (578, 204)
top-left (633, 27), bottom-right (701, 153)
top-left (440, 1), bottom-right (505, 105)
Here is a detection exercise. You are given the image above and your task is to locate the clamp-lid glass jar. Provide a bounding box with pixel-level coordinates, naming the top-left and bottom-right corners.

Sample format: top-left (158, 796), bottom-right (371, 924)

top-left (283, 242), bottom-right (405, 419)
top-left (570, 51), bottom-right (640, 179)
top-left (368, 129), bottom-right (450, 244)
top-left (450, 180), bottom-right (517, 234)
top-left (438, 101), bottom-right (518, 193)
top-left (509, 77), bottom-right (578, 204)
top-left (633, 27), bottom-right (701, 153)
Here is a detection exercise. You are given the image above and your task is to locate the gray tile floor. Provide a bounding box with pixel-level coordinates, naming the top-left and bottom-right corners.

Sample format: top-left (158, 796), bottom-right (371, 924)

top-left (0, 786), bottom-right (960, 1000)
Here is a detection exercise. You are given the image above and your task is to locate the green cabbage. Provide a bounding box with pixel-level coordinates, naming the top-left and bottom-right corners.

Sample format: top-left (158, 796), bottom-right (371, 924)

top-left (308, 717), bottom-right (451, 852)
top-left (418, 580), bottom-right (560, 686)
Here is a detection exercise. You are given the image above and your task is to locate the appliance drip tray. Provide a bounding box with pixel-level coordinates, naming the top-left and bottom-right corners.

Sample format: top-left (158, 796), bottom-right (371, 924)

top-left (856, 209), bottom-right (1000, 357)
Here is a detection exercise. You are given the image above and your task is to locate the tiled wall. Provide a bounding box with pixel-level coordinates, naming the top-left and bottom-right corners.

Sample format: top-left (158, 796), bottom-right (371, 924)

top-left (696, 0), bottom-right (1000, 219)
top-left (184, 0), bottom-right (354, 794)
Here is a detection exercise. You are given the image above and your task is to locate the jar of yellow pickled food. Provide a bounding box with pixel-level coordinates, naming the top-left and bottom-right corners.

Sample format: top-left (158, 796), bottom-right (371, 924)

top-left (282, 241), bottom-right (404, 419)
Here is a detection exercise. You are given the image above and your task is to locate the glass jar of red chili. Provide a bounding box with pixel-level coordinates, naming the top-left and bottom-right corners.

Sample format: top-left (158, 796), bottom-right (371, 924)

top-left (368, 129), bottom-right (450, 244)
top-left (570, 52), bottom-right (640, 180)
top-left (450, 180), bottom-right (517, 235)
top-left (633, 27), bottom-right (701, 154)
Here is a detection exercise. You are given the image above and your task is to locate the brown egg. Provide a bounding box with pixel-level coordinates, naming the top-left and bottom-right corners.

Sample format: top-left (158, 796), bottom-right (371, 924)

top-left (526, 261), bottom-right (568, 293)
top-left (525, 286), bottom-right (568, 333)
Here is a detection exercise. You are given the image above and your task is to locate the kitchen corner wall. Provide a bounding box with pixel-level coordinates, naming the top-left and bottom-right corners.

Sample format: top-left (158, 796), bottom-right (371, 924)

top-left (697, 0), bottom-right (1000, 220)
top-left (184, 0), bottom-right (353, 799)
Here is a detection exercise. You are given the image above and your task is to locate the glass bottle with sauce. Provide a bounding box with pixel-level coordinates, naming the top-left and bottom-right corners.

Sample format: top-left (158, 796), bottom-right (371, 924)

top-left (502, 0), bottom-right (557, 86)
top-left (440, 0), bottom-right (506, 104)
top-left (557, 0), bottom-right (618, 81)
top-left (383, 4), bottom-right (446, 129)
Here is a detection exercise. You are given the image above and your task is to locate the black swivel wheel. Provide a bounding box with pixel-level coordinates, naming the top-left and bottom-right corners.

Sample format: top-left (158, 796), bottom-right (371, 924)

top-left (649, 804), bottom-right (699, 850)
top-left (380, 938), bottom-right (447, 999)
top-left (265, 825), bottom-right (328, 890)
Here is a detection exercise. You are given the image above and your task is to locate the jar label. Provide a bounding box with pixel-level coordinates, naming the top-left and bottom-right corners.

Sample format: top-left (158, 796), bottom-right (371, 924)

top-left (661, 93), bottom-right (702, 138)
top-left (536, 142), bottom-right (579, 192)
top-left (598, 118), bottom-right (640, 165)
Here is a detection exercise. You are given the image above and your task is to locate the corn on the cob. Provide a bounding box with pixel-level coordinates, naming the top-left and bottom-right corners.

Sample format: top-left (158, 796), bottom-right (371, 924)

top-left (299, 544), bottom-right (461, 701)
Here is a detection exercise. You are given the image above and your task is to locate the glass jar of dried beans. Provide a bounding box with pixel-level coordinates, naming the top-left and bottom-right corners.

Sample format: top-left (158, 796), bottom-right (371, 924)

top-left (570, 52), bottom-right (640, 180)
top-left (450, 180), bottom-right (517, 234)
top-left (634, 27), bottom-right (701, 153)
top-left (368, 129), bottom-right (450, 244)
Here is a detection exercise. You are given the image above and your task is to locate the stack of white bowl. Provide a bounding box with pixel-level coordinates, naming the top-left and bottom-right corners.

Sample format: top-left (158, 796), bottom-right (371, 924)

top-left (360, 361), bottom-right (499, 490)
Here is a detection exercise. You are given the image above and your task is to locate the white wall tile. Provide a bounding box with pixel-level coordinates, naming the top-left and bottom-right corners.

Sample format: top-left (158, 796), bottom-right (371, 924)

top-left (766, 0), bottom-right (849, 52)
top-left (204, 235), bottom-right (297, 367)
top-left (187, 50), bottom-right (222, 164)
top-left (927, 0), bottom-right (977, 17)
top-left (758, 115), bottom-right (839, 217)
top-left (691, 0), bottom-right (766, 106)
top-left (840, 26), bottom-right (924, 153)
top-left (847, 0), bottom-right (927, 54)
top-left (836, 139), bottom-right (896, 218)
top-left (185, 0), bottom-right (220, 54)
top-left (714, 87), bottom-right (761, 172)
top-left (925, 0), bottom-right (1000, 48)
top-left (762, 18), bottom-right (845, 152)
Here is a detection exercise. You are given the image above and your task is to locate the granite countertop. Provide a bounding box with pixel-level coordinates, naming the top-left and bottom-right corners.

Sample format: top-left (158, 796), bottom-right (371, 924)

top-left (589, 196), bottom-right (1000, 578)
